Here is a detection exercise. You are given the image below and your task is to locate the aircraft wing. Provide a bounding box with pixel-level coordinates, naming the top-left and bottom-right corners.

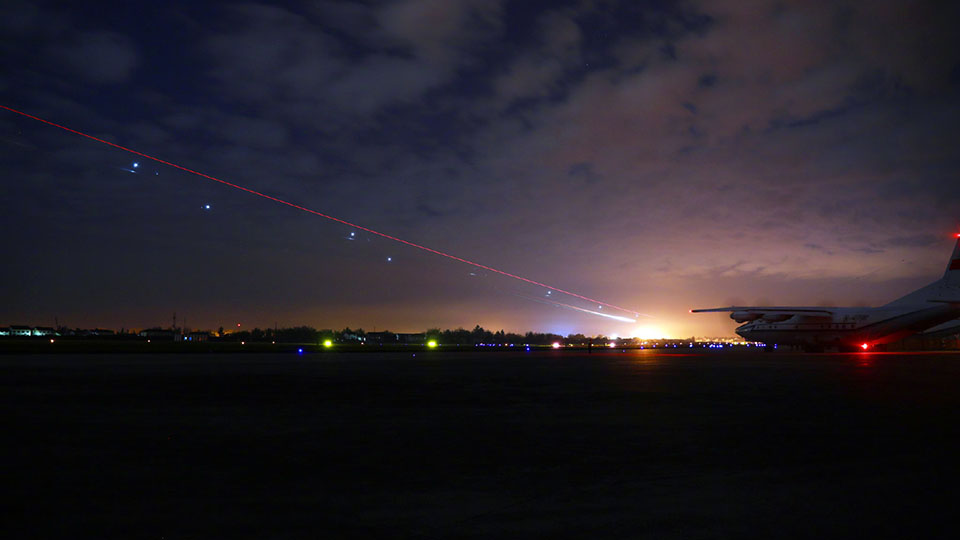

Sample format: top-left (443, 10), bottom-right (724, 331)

top-left (691, 306), bottom-right (837, 323)
top-left (690, 306), bottom-right (836, 315)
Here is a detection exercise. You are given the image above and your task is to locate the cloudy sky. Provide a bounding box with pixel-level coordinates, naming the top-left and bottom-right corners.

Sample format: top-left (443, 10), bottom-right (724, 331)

top-left (2, 0), bottom-right (959, 337)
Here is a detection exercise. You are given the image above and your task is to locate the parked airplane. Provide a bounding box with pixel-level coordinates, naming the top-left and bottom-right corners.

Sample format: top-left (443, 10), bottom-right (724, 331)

top-left (692, 234), bottom-right (960, 351)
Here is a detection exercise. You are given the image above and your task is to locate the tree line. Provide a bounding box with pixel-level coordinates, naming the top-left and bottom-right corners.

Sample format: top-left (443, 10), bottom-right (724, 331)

top-left (219, 325), bottom-right (613, 345)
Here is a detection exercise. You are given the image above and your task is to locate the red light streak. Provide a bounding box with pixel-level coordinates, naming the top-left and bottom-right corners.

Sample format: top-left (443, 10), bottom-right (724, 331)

top-left (2, 104), bottom-right (639, 317)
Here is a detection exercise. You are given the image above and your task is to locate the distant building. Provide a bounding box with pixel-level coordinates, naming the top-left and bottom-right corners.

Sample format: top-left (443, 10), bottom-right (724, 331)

top-left (10, 325), bottom-right (32, 337)
top-left (186, 331), bottom-right (209, 342)
top-left (341, 332), bottom-right (366, 343)
top-left (397, 333), bottom-right (426, 344)
top-left (82, 329), bottom-right (116, 336)
top-left (366, 331), bottom-right (398, 344)
top-left (0, 326), bottom-right (60, 337)
top-left (138, 329), bottom-right (176, 341)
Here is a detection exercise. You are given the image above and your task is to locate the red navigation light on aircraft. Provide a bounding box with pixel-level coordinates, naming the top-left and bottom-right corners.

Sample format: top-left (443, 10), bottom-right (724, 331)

top-left (861, 343), bottom-right (869, 350)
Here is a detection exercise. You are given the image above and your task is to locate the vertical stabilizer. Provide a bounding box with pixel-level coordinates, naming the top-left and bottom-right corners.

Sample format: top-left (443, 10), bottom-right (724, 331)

top-left (946, 234), bottom-right (960, 286)
top-left (883, 234), bottom-right (960, 306)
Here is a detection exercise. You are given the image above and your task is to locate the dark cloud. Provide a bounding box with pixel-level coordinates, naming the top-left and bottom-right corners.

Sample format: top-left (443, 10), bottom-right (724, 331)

top-left (50, 32), bottom-right (139, 85)
top-left (204, 1), bottom-right (503, 120)
top-left (804, 243), bottom-right (835, 255)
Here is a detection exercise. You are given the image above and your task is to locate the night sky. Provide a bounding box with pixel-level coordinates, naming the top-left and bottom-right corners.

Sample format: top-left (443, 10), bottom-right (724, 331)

top-left (3, 0), bottom-right (960, 338)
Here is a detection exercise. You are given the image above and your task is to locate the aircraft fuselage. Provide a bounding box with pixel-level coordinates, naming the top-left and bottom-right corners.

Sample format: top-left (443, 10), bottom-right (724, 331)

top-left (735, 304), bottom-right (960, 347)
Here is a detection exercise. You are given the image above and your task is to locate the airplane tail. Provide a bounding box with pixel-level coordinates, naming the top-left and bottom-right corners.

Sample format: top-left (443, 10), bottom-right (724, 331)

top-left (945, 234), bottom-right (960, 287)
top-left (883, 234), bottom-right (960, 307)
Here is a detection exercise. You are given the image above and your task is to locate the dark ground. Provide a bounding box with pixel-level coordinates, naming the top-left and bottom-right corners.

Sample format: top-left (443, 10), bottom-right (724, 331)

top-left (4, 349), bottom-right (960, 538)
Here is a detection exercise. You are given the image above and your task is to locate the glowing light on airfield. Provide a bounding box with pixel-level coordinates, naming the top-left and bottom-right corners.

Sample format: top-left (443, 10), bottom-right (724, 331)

top-left (323, 340), bottom-right (333, 348)
top-left (552, 342), bottom-right (561, 349)
top-left (633, 325), bottom-right (668, 340)
top-left (427, 340), bottom-right (438, 348)
top-left (861, 343), bottom-right (869, 350)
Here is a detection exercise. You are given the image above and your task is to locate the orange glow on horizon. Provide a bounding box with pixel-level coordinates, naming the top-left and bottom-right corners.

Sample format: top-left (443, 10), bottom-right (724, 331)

top-left (633, 325), bottom-right (669, 340)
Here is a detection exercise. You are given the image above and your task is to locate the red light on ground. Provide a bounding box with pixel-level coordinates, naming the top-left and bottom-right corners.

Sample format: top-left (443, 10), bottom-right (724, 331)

top-left (861, 343), bottom-right (869, 350)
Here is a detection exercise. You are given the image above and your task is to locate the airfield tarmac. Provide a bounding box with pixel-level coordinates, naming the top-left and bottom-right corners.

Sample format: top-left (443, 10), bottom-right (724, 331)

top-left (4, 349), bottom-right (960, 538)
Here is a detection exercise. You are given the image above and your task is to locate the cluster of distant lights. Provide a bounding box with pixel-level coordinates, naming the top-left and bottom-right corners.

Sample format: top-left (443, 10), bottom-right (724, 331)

top-left (271, 340), bottom-right (780, 350)
top-left (203, 341), bottom-right (870, 351)
top-left (52, 336), bottom-right (876, 352)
